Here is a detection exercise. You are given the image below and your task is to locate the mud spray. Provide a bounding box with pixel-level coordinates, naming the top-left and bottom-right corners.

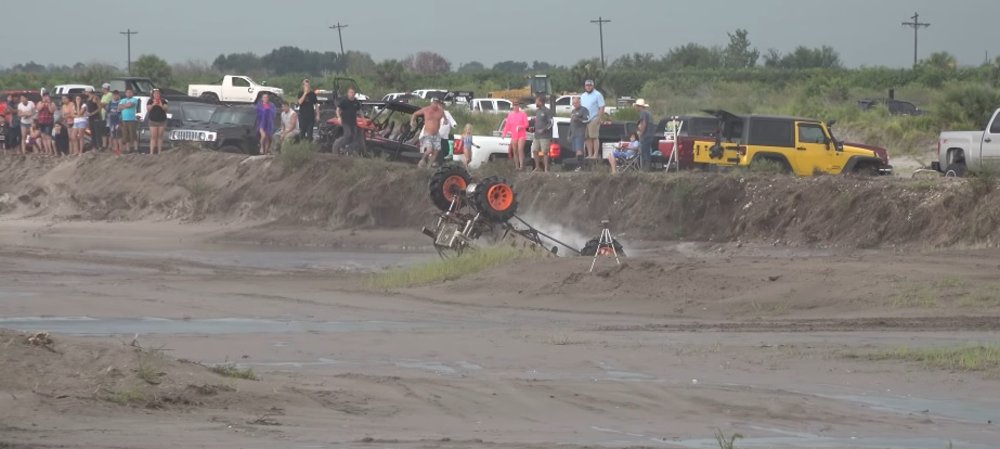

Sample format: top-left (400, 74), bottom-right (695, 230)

top-left (517, 213), bottom-right (630, 256)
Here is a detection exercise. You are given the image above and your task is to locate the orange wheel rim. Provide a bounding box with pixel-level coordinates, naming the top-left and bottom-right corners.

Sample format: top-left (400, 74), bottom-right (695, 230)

top-left (442, 176), bottom-right (467, 202)
top-left (487, 184), bottom-right (514, 211)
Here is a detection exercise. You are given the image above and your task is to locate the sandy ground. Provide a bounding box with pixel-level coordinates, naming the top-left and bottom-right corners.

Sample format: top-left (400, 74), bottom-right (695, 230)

top-left (0, 219), bottom-right (999, 449)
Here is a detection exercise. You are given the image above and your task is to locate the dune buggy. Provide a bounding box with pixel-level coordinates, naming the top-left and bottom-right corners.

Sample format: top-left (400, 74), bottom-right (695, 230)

top-left (421, 164), bottom-right (625, 258)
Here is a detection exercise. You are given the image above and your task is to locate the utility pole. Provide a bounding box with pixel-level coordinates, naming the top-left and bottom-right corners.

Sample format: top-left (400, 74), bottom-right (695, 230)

top-left (590, 16), bottom-right (611, 69)
top-left (901, 12), bottom-right (930, 69)
top-left (119, 29), bottom-right (138, 75)
top-left (329, 22), bottom-right (348, 58)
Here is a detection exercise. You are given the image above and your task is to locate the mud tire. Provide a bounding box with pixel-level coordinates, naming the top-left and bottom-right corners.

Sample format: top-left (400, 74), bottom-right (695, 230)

top-left (472, 177), bottom-right (518, 223)
top-left (429, 164), bottom-right (472, 212)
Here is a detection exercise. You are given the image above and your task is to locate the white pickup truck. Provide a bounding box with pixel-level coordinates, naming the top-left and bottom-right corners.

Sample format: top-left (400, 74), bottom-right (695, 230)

top-left (188, 75), bottom-right (284, 103)
top-left (936, 108), bottom-right (1000, 176)
top-left (457, 116), bottom-right (570, 168)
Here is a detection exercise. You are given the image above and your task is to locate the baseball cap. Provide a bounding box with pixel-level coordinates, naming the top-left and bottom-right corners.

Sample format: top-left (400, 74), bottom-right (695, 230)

top-left (584, 79), bottom-right (594, 86)
top-left (102, 83), bottom-right (111, 89)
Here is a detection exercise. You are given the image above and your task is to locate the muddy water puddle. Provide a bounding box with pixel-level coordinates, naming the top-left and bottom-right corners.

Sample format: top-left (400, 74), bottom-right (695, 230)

top-left (591, 425), bottom-right (993, 449)
top-left (89, 247), bottom-right (433, 271)
top-left (0, 316), bottom-right (453, 335)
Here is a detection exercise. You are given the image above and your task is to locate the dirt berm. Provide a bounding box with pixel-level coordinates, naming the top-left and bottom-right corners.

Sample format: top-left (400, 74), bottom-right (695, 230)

top-left (0, 147), bottom-right (998, 248)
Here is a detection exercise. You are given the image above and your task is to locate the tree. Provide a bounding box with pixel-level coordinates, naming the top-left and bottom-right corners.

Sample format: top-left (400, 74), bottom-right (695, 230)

top-left (213, 52), bottom-right (261, 73)
top-left (531, 60), bottom-right (556, 72)
top-left (375, 59), bottom-right (407, 91)
top-left (663, 44), bottom-right (724, 69)
top-left (457, 61), bottom-right (486, 73)
top-left (767, 46), bottom-right (842, 69)
top-left (921, 52), bottom-right (958, 71)
top-left (723, 29), bottom-right (759, 69)
top-left (343, 51), bottom-right (375, 76)
top-left (405, 51), bottom-right (451, 75)
top-left (612, 53), bottom-right (659, 71)
top-left (569, 59), bottom-right (605, 89)
top-left (492, 60), bottom-right (529, 74)
top-left (762, 49), bottom-right (783, 68)
top-left (134, 54), bottom-right (172, 86)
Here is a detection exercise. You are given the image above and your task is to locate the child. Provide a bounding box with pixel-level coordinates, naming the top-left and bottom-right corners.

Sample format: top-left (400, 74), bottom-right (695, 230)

top-left (460, 123), bottom-right (479, 168)
top-left (608, 132), bottom-right (640, 174)
top-left (53, 123), bottom-right (69, 157)
top-left (106, 90), bottom-right (122, 155)
top-left (24, 124), bottom-right (41, 154)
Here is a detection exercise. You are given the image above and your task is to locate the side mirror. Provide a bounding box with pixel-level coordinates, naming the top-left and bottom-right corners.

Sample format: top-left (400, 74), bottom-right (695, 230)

top-left (835, 141), bottom-right (844, 152)
top-left (492, 130), bottom-right (501, 137)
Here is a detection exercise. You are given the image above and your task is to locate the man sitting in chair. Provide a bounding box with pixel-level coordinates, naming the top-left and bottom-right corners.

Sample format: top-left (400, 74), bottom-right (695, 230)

top-left (608, 132), bottom-right (641, 174)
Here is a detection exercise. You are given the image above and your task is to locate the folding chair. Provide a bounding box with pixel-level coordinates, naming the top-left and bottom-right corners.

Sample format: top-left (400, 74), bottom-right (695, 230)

top-left (615, 151), bottom-right (642, 173)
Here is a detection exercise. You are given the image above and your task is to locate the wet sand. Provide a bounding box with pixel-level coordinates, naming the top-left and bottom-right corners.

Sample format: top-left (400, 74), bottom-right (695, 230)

top-left (1, 220), bottom-right (998, 449)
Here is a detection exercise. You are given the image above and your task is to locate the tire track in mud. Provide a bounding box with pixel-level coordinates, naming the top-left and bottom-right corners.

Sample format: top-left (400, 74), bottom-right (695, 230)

top-left (597, 316), bottom-right (1000, 333)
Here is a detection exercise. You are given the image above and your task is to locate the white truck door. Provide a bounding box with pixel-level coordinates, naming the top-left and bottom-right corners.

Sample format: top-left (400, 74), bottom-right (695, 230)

top-left (225, 77), bottom-right (252, 102)
top-left (982, 110), bottom-right (1000, 165)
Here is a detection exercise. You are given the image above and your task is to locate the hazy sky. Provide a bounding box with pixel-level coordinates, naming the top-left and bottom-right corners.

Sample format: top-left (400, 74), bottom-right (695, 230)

top-left (2, 0), bottom-right (997, 70)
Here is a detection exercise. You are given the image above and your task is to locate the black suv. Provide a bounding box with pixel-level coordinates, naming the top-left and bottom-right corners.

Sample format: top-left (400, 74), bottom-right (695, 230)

top-left (166, 105), bottom-right (276, 154)
top-left (140, 101), bottom-right (219, 152)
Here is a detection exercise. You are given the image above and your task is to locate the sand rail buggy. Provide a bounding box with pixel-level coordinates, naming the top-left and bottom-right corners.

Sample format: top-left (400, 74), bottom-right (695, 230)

top-left (421, 164), bottom-right (625, 259)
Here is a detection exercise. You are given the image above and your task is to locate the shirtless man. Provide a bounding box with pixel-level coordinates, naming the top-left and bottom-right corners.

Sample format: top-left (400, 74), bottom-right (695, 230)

top-left (410, 98), bottom-right (445, 167)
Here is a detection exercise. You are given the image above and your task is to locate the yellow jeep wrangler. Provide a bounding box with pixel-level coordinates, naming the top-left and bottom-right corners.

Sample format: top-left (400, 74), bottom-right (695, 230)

top-left (686, 110), bottom-right (892, 176)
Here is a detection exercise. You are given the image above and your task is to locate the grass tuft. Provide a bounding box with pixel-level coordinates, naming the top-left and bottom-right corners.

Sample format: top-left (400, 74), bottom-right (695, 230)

top-left (714, 428), bottom-right (743, 449)
top-left (107, 387), bottom-right (148, 406)
top-left (366, 246), bottom-right (542, 290)
top-left (277, 141), bottom-right (317, 170)
top-left (209, 363), bottom-right (258, 380)
top-left (857, 345), bottom-right (1000, 376)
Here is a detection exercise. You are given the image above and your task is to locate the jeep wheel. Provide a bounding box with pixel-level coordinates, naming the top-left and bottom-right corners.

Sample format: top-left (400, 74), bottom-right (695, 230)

top-left (580, 237), bottom-right (626, 257)
top-left (472, 177), bottom-right (518, 223)
top-left (851, 163), bottom-right (880, 177)
top-left (750, 155), bottom-right (792, 174)
top-left (200, 93), bottom-right (219, 103)
top-left (429, 164), bottom-right (472, 212)
top-left (945, 162), bottom-right (967, 178)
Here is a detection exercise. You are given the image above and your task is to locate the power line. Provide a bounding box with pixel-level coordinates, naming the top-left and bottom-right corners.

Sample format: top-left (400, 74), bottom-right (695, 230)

top-left (901, 12), bottom-right (930, 69)
top-left (329, 22), bottom-right (349, 58)
top-left (119, 29), bottom-right (139, 75)
top-left (589, 17), bottom-right (611, 70)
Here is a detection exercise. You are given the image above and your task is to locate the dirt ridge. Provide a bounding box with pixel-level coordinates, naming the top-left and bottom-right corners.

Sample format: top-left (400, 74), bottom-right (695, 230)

top-left (1, 149), bottom-right (998, 248)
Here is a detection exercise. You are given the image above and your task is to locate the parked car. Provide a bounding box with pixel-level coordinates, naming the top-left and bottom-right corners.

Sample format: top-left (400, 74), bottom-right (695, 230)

top-left (934, 108), bottom-right (1000, 176)
top-left (382, 92), bottom-right (411, 102)
top-left (458, 116), bottom-right (572, 168)
top-left (410, 89), bottom-right (448, 100)
top-left (2, 89), bottom-right (42, 102)
top-left (107, 77), bottom-right (211, 121)
top-left (469, 98), bottom-right (513, 114)
top-left (668, 110), bottom-right (892, 176)
top-left (51, 84), bottom-right (94, 97)
top-left (166, 104), bottom-right (276, 154)
top-left (858, 98), bottom-right (924, 116)
top-left (140, 101), bottom-right (219, 152)
top-left (355, 101), bottom-right (425, 163)
top-left (858, 89), bottom-right (924, 116)
top-left (188, 75), bottom-right (284, 104)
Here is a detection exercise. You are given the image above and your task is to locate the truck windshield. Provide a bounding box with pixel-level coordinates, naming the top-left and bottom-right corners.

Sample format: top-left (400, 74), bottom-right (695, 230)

top-left (182, 103), bottom-right (219, 123)
top-left (132, 80), bottom-right (156, 95)
top-left (210, 108), bottom-right (255, 126)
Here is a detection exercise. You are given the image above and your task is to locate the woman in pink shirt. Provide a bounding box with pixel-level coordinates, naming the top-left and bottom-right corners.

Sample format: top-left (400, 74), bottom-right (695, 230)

top-left (502, 101), bottom-right (529, 170)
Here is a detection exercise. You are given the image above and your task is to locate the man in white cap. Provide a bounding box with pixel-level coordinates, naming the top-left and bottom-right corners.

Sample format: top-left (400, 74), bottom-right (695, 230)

top-left (579, 79), bottom-right (605, 159)
top-left (100, 82), bottom-right (114, 150)
top-left (635, 99), bottom-right (654, 170)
